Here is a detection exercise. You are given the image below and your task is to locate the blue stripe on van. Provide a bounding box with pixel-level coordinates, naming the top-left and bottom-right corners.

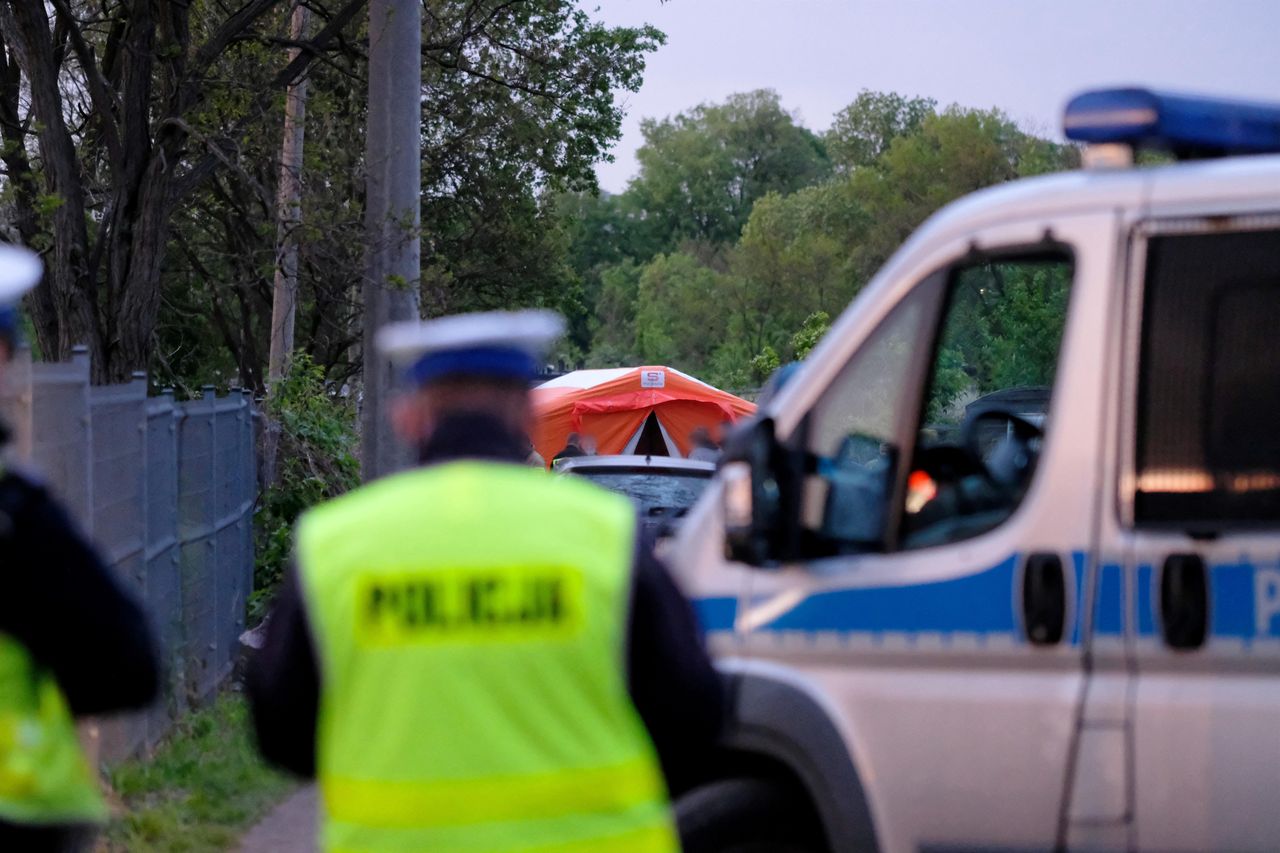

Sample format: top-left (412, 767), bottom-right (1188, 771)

top-left (1095, 563), bottom-right (1125, 636)
top-left (756, 554), bottom-right (1021, 635)
top-left (1212, 560), bottom-right (1263, 641)
top-left (1135, 563), bottom-right (1155, 637)
top-left (694, 596), bottom-right (738, 633)
top-left (1071, 553), bottom-right (1088, 646)
top-left (694, 554), bottom-right (1280, 647)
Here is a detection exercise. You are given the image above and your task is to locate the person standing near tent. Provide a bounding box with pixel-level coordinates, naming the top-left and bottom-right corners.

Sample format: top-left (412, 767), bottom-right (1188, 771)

top-left (552, 431), bottom-right (586, 464)
top-left (525, 441), bottom-right (546, 468)
top-left (247, 310), bottom-right (724, 853)
top-left (0, 245), bottom-right (160, 852)
top-left (688, 427), bottom-right (721, 463)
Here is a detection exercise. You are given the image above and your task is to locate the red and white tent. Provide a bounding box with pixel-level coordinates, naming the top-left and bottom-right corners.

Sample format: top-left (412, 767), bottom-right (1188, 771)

top-left (531, 366), bottom-right (755, 463)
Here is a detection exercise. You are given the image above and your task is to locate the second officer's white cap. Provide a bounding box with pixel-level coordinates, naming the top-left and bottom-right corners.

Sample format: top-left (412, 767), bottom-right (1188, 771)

top-left (376, 310), bottom-right (565, 386)
top-left (0, 245), bottom-right (42, 305)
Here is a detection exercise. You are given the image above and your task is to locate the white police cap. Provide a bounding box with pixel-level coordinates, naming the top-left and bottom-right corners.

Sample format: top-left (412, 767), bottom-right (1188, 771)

top-left (376, 309), bottom-right (565, 385)
top-left (0, 244), bottom-right (42, 305)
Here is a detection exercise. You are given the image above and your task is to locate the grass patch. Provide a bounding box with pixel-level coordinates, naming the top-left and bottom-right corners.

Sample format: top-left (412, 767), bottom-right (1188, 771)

top-left (100, 692), bottom-right (296, 852)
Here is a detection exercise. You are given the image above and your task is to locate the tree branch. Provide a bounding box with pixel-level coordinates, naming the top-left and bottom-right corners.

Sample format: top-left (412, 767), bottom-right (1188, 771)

top-left (173, 0), bottom-right (366, 201)
top-left (188, 0), bottom-right (282, 85)
top-left (48, 0), bottom-right (122, 166)
top-left (428, 52), bottom-right (557, 101)
top-left (162, 116), bottom-right (274, 212)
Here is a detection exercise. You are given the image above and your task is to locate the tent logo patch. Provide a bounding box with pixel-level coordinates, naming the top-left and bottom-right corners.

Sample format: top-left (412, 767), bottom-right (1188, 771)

top-left (640, 370), bottom-right (665, 388)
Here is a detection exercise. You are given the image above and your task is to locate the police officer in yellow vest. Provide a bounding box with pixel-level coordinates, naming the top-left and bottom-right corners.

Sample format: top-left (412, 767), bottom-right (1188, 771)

top-left (248, 310), bottom-right (724, 852)
top-left (0, 245), bottom-right (159, 851)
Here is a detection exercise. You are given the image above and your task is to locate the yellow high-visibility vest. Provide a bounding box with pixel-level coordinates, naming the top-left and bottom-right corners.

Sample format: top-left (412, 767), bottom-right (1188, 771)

top-left (0, 634), bottom-right (106, 825)
top-left (297, 460), bottom-right (678, 853)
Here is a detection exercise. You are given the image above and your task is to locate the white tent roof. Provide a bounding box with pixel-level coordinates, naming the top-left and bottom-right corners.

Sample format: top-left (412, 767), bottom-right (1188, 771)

top-left (537, 367), bottom-right (634, 389)
top-left (537, 366), bottom-right (719, 392)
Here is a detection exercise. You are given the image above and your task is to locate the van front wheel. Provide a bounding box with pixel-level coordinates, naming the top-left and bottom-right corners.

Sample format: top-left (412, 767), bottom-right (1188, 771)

top-left (676, 776), bottom-right (827, 853)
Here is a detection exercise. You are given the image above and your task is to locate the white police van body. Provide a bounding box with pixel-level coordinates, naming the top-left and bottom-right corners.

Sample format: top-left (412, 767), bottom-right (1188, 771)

top-left (670, 90), bottom-right (1280, 852)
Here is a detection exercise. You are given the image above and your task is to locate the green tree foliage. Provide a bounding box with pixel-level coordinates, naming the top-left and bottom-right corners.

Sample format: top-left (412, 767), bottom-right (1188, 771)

top-left (748, 311), bottom-right (828, 384)
top-left (841, 107), bottom-right (1077, 281)
top-left (729, 189), bottom-right (853, 356)
top-left (791, 311), bottom-right (831, 360)
top-left (564, 89), bottom-right (1079, 393)
top-left (826, 90), bottom-right (936, 172)
top-left (558, 191), bottom-right (654, 276)
top-left (750, 345), bottom-right (780, 385)
top-left (633, 252), bottom-right (729, 371)
top-left (926, 259), bottom-right (1073, 423)
top-left (147, 1), bottom-right (663, 392)
top-left (419, 2), bottom-right (663, 316)
top-left (951, 260), bottom-right (1072, 391)
top-left (629, 90), bottom-right (831, 250)
top-left (591, 260), bottom-right (644, 362)
top-left (554, 189), bottom-right (663, 354)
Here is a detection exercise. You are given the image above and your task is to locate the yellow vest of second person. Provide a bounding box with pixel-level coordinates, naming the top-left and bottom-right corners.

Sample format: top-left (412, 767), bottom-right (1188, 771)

top-left (297, 461), bottom-right (678, 853)
top-left (0, 633), bottom-right (106, 825)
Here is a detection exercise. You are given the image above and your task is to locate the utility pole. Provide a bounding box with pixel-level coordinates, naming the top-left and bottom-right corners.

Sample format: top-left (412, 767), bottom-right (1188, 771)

top-left (360, 0), bottom-right (421, 479)
top-left (267, 0), bottom-right (311, 388)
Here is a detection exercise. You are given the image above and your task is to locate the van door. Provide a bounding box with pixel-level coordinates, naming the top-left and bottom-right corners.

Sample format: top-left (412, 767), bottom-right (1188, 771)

top-left (740, 212), bottom-right (1120, 852)
top-left (1120, 220), bottom-right (1280, 852)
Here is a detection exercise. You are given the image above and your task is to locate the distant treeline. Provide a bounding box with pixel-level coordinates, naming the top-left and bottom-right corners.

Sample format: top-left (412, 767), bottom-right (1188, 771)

top-left (555, 89), bottom-right (1079, 389)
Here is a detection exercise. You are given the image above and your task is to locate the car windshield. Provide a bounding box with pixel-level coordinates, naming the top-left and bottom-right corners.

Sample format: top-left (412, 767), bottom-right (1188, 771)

top-left (573, 469), bottom-right (712, 517)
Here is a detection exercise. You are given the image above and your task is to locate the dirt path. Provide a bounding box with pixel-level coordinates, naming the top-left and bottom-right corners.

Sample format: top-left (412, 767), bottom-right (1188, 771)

top-left (237, 785), bottom-right (317, 853)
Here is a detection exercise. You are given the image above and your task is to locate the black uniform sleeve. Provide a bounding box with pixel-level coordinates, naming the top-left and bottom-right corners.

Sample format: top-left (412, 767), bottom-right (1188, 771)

top-left (0, 474), bottom-right (159, 715)
top-left (246, 564), bottom-right (319, 778)
top-left (627, 539), bottom-right (726, 796)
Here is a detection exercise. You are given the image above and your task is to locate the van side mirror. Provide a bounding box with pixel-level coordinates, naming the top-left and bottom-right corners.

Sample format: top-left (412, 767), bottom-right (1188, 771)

top-left (722, 418), bottom-right (796, 567)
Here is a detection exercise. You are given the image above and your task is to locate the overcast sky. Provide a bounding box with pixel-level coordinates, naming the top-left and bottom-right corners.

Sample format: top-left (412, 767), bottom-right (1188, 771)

top-left (588, 0), bottom-right (1280, 192)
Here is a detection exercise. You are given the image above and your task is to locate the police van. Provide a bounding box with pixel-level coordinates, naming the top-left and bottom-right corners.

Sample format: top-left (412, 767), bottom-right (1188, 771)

top-left (669, 89), bottom-right (1280, 852)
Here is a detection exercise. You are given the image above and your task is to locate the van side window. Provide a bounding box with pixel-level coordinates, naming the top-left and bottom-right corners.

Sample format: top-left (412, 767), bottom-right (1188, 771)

top-left (900, 255), bottom-right (1073, 550)
top-left (803, 253), bottom-right (1073, 557)
top-left (1135, 228), bottom-right (1280, 527)
top-left (804, 280), bottom-right (939, 553)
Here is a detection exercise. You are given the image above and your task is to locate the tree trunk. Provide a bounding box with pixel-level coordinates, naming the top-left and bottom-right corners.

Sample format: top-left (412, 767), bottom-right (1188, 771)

top-left (1, 2), bottom-right (97, 366)
top-left (267, 1), bottom-right (310, 388)
top-left (0, 31), bottom-right (55, 353)
top-left (105, 153), bottom-right (177, 384)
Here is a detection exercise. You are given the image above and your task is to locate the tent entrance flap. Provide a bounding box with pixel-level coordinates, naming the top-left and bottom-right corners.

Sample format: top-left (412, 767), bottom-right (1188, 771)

top-left (622, 412), bottom-right (676, 457)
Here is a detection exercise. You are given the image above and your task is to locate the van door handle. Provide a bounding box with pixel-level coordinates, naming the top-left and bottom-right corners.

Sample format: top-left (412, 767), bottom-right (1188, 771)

top-left (1160, 553), bottom-right (1207, 650)
top-left (1022, 552), bottom-right (1066, 645)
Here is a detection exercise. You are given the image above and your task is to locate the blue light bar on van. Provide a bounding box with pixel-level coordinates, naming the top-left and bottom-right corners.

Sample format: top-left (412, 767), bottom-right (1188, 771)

top-left (1063, 88), bottom-right (1280, 158)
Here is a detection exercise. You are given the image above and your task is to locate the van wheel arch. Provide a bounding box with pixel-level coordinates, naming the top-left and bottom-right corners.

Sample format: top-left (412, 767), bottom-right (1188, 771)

top-left (678, 668), bottom-right (880, 853)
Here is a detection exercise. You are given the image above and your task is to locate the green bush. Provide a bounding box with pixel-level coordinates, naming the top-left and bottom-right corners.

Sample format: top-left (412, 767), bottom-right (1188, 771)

top-left (252, 355), bottom-right (359, 620)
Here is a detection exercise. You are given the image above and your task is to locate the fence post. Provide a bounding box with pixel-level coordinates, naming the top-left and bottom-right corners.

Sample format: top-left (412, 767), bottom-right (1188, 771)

top-left (130, 370), bottom-right (151, 751)
top-left (242, 388), bottom-right (256, 611)
top-left (72, 345), bottom-right (92, 534)
top-left (68, 345), bottom-right (99, 769)
top-left (0, 344), bottom-right (33, 463)
top-left (204, 385), bottom-right (219, 697)
top-left (160, 388), bottom-right (187, 729)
